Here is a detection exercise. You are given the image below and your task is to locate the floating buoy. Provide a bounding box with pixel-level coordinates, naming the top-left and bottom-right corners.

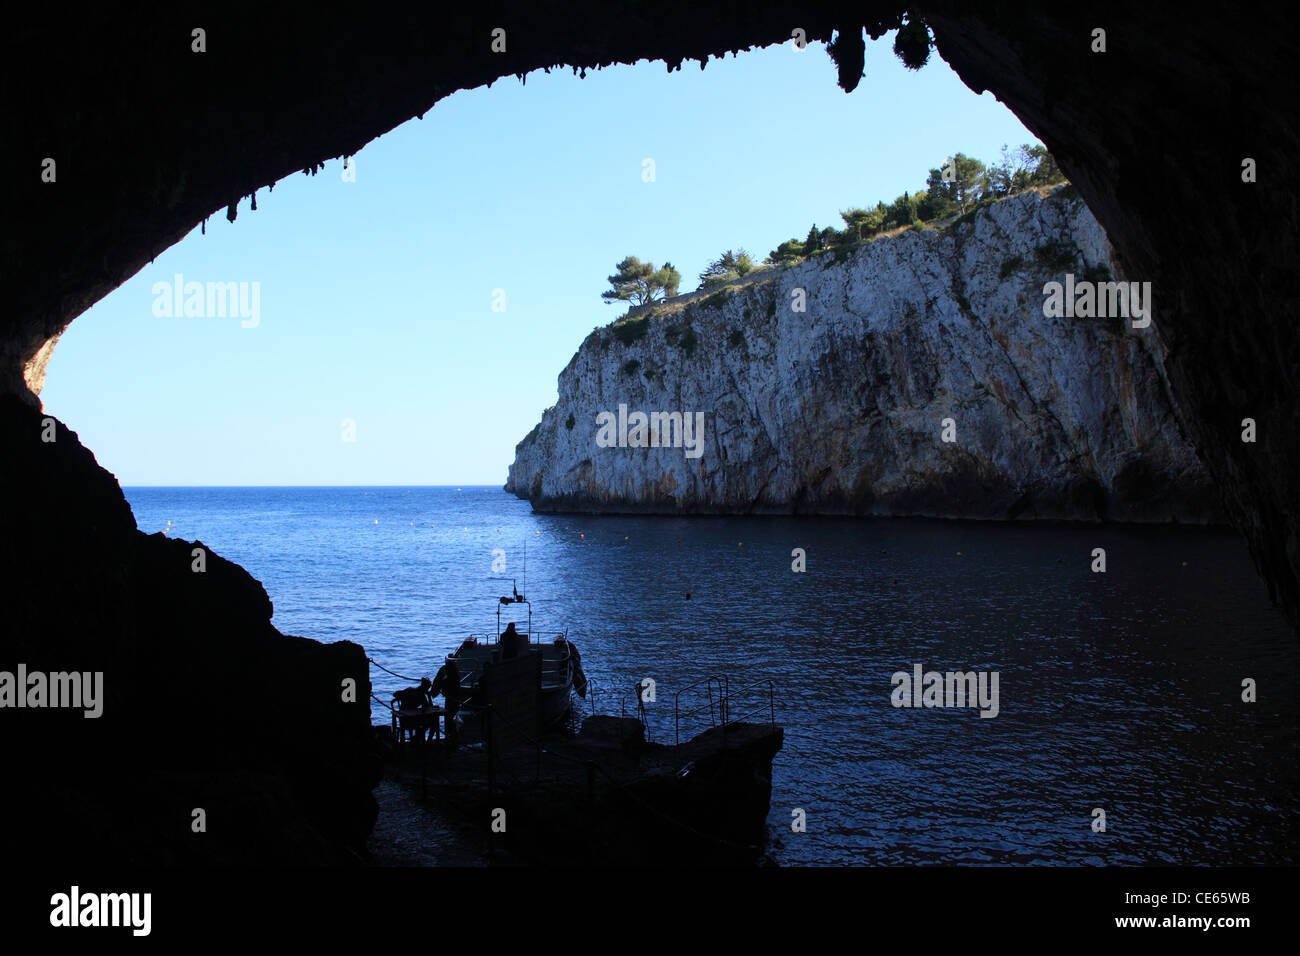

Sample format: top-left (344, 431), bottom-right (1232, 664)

top-left (374, 519), bottom-right (378, 525)
top-left (463, 526), bottom-right (468, 531)
top-left (580, 533), bottom-right (585, 539)
top-left (535, 530), bottom-right (540, 535)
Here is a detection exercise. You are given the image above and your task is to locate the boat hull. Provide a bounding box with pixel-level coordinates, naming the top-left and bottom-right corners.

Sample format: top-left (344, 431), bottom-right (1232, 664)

top-left (448, 636), bottom-right (575, 741)
top-left (381, 718), bottom-right (784, 865)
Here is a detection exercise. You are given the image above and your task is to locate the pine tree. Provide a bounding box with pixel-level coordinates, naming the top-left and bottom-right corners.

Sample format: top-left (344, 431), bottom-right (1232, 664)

top-left (601, 256), bottom-right (677, 306)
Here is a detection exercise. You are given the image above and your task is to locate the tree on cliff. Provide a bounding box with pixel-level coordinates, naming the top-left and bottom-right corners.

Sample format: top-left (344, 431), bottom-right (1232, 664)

top-left (922, 153), bottom-right (988, 216)
top-left (765, 238), bottom-right (805, 264)
top-left (984, 144), bottom-right (1020, 199)
top-left (658, 262), bottom-right (682, 297)
top-left (1022, 144), bottom-right (1063, 186)
top-left (763, 145), bottom-right (1069, 265)
top-left (883, 191), bottom-right (919, 230)
top-left (699, 249), bottom-right (755, 288)
top-left (601, 256), bottom-right (681, 306)
top-left (985, 143), bottom-right (1050, 198)
top-left (840, 206), bottom-right (885, 241)
top-left (804, 224), bottom-right (825, 254)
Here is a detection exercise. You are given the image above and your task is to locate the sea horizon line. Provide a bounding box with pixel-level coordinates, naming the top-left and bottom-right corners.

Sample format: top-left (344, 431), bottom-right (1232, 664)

top-left (122, 484), bottom-right (508, 489)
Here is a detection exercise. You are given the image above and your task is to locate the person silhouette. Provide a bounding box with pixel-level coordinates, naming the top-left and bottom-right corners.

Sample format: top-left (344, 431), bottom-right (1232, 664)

top-left (430, 658), bottom-right (463, 749)
top-left (393, 678), bottom-right (434, 744)
top-left (501, 621), bottom-right (529, 659)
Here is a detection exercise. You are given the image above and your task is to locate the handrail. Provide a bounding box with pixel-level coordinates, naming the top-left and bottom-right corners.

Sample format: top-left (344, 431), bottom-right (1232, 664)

top-left (719, 679), bottom-right (776, 737)
top-left (725, 678), bottom-right (775, 718)
top-left (673, 675), bottom-right (727, 746)
top-left (676, 700), bottom-right (719, 718)
top-left (464, 628), bottom-right (568, 645)
top-left (674, 675), bottom-right (728, 700)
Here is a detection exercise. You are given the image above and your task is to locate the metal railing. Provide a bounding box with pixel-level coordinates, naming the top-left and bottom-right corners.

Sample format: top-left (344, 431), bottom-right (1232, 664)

top-left (465, 628), bottom-right (568, 646)
top-left (719, 678), bottom-right (776, 729)
top-left (673, 675), bottom-right (778, 746)
top-left (674, 675), bottom-right (727, 745)
top-left (573, 678), bottom-right (654, 740)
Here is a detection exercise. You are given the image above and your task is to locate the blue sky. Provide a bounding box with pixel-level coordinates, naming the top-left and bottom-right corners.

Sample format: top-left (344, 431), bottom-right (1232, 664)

top-left (42, 34), bottom-right (1041, 486)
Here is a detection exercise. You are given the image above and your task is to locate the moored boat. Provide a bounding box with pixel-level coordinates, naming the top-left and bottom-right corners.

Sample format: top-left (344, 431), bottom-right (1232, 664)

top-left (446, 586), bottom-right (585, 743)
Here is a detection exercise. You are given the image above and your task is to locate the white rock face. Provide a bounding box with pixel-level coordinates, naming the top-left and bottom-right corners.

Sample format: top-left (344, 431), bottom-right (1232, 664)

top-left (507, 187), bottom-right (1220, 522)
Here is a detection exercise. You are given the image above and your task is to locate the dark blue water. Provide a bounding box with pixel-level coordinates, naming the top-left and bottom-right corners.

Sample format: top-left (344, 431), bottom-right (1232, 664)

top-left (125, 486), bottom-right (1298, 865)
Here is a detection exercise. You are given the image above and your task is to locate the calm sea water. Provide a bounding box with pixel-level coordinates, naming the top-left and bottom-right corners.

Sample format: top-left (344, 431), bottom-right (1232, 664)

top-left (125, 486), bottom-right (1298, 866)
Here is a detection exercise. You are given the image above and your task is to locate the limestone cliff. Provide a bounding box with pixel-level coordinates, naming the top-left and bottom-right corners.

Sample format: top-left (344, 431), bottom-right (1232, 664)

top-left (507, 187), bottom-right (1220, 522)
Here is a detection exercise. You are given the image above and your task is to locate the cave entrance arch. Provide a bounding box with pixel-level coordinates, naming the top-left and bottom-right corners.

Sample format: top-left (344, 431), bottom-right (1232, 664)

top-left (7, 7), bottom-right (1294, 628)
top-left (4, 4), bottom-right (1297, 871)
